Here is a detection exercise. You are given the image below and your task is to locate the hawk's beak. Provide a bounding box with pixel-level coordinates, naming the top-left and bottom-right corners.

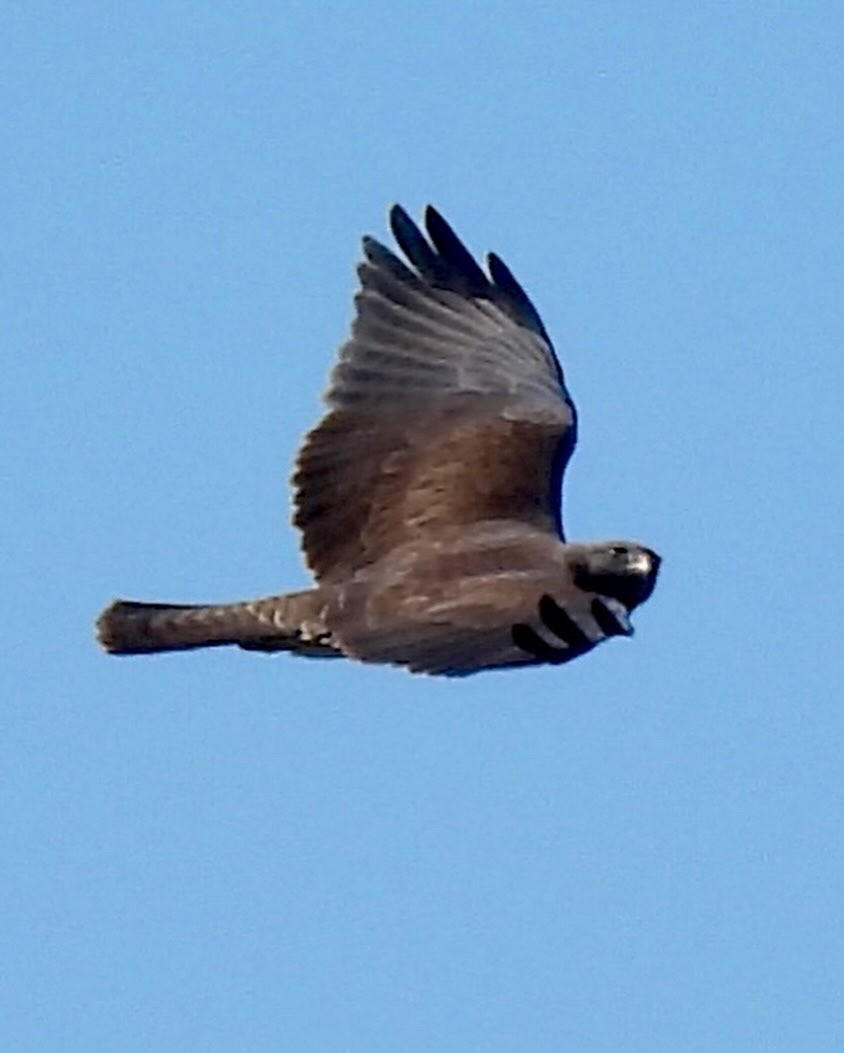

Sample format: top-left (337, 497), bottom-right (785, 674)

top-left (631, 549), bottom-right (661, 576)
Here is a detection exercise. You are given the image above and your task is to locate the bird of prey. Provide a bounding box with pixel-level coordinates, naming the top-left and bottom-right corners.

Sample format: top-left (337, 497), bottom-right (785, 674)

top-left (96, 205), bottom-right (660, 676)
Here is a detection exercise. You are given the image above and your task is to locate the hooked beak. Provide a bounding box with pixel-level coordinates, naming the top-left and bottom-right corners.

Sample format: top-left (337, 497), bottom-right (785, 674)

top-left (630, 549), bottom-right (661, 576)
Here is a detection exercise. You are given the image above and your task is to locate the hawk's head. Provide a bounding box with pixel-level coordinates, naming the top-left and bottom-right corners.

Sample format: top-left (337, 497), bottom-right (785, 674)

top-left (570, 542), bottom-right (661, 612)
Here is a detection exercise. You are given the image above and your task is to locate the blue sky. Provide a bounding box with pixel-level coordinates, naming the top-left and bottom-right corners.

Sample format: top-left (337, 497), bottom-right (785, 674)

top-left (5, 5), bottom-right (844, 1050)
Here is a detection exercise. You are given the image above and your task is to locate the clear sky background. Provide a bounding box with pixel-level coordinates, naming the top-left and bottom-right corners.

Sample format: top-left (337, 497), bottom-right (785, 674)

top-left (4, 5), bottom-right (844, 1050)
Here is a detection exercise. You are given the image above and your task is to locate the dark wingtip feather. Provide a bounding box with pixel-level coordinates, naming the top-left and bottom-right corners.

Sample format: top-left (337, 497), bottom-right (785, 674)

top-left (424, 206), bottom-right (489, 295)
top-left (375, 204), bottom-right (552, 346)
top-left (487, 252), bottom-right (549, 342)
top-left (389, 204), bottom-right (443, 282)
top-left (362, 234), bottom-right (416, 282)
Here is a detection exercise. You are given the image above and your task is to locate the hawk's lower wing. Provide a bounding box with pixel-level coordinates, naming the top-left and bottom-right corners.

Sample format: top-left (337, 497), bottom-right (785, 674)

top-left (328, 574), bottom-right (632, 677)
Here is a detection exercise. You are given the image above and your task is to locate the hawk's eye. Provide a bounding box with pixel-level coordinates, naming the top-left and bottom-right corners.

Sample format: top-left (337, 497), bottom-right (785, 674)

top-left (610, 545), bottom-right (628, 557)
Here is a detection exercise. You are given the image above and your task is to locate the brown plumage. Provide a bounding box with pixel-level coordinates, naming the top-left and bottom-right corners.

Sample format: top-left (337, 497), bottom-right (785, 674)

top-left (96, 205), bottom-right (660, 676)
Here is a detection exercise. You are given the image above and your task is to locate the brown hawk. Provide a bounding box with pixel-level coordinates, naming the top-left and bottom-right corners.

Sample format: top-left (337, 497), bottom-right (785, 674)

top-left (96, 206), bottom-right (660, 676)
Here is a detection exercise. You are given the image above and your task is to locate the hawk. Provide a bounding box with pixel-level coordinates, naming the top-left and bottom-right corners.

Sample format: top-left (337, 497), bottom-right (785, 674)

top-left (96, 205), bottom-right (660, 676)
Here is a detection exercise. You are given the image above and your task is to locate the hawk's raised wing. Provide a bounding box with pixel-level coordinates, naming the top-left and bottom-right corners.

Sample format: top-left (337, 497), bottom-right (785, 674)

top-left (294, 205), bottom-right (577, 584)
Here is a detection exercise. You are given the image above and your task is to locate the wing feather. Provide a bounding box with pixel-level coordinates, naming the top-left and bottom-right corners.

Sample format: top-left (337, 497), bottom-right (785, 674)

top-left (324, 536), bottom-right (616, 676)
top-left (294, 206), bottom-right (577, 582)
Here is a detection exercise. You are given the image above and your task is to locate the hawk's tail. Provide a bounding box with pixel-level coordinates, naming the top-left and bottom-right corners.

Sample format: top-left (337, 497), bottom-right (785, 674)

top-left (95, 589), bottom-right (340, 657)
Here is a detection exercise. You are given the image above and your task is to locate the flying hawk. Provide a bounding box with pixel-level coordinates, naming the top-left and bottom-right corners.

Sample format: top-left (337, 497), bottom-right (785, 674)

top-left (96, 206), bottom-right (660, 676)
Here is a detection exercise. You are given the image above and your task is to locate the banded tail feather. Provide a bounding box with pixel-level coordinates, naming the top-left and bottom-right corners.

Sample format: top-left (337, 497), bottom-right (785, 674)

top-left (96, 590), bottom-right (339, 657)
top-left (511, 594), bottom-right (633, 663)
